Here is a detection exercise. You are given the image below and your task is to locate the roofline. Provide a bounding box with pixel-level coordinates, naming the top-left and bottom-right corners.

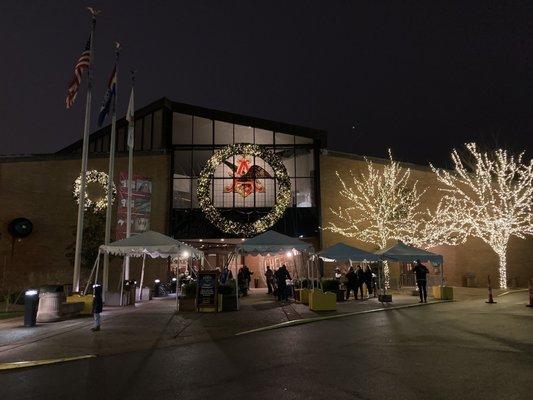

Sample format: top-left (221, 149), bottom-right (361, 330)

top-left (57, 97), bottom-right (327, 154)
top-left (321, 149), bottom-right (435, 172)
top-left (0, 150), bottom-right (168, 164)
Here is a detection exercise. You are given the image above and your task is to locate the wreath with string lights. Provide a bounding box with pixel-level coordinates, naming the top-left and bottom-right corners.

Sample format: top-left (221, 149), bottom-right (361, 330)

top-left (73, 170), bottom-right (116, 212)
top-left (197, 144), bottom-right (291, 236)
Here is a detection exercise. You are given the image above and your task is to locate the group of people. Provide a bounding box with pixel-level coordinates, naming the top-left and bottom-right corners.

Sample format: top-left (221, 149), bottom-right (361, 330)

top-left (265, 265), bottom-right (292, 301)
top-left (237, 265), bottom-right (253, 296)
top-left (342, 265), bottom-right (374, 300)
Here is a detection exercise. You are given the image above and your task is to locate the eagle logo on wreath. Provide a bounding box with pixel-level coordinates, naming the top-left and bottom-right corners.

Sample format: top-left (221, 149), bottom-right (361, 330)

top-left (223, 156), bottom-right (272, 198)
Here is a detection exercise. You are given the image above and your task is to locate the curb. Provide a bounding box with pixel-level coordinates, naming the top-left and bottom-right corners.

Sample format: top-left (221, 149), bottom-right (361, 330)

top-left (0, 354), bottom-right (96, 372)
top-left (496, 289), bottom-right (528, 297)
top-left (236, 300), bottom-right (451, 336)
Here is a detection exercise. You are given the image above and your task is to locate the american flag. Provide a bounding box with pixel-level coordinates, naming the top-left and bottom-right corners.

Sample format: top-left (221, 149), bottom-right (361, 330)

top-left (65, 35), bottom-right (92, 109)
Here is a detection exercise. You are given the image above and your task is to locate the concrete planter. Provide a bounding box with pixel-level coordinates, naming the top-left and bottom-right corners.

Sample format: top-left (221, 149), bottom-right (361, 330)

top-left (432, 286), bottom-right (454, 300)
top-left (309, 289), bottom-right (337, 311)
top-left (295, 288), bottom-right (311, 305)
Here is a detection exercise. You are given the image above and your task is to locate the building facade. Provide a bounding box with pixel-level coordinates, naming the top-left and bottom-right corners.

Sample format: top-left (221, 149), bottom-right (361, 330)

top-left (1, 98), bottom-right (531, 292)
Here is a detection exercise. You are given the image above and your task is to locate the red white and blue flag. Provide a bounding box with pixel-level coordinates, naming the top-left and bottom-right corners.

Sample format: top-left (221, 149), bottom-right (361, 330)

top-left (65, 35), bottom-right (91, 109)
top-left (97, 65), bottom-right (117, 126)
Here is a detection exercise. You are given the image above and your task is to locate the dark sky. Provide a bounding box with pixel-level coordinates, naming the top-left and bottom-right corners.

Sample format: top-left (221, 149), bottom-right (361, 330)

top-left (1, 1), bottom-right (532, 167)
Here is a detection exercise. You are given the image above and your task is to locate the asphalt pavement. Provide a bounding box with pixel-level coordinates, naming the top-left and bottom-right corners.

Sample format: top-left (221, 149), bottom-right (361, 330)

top-left (1, 291), bottom-right (531, 400)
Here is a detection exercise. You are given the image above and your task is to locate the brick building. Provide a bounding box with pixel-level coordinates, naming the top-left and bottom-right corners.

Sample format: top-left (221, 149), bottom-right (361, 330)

top-left (1, 98), bottom-right (531, 293)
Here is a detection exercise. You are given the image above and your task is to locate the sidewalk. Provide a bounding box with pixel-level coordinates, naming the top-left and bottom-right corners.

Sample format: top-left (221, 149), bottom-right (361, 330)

top-left (0, 288), bottom-right (449, 365)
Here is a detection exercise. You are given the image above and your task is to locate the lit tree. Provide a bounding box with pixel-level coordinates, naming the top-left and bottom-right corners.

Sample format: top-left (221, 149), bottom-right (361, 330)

top-left (432, 143), bottom-right (533, 289)
top-left (325, 151), bottom-right (427, 288)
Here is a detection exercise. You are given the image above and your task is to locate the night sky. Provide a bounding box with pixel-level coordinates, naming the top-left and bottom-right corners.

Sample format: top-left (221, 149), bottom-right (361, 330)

top-left (1, 1), bottom-right (532, 167)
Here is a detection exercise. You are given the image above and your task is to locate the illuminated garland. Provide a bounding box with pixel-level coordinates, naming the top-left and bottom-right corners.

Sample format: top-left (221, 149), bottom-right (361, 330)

top-left (73, 170), bottom-right (116, 212)
top-left (197, 144), bottom-right (291, 236)
top-left (432, 143), bottom-right (533, 289)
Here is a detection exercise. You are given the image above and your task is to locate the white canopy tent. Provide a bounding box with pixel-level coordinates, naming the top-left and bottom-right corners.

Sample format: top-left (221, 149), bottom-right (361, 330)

top-left (86, 231), bottom-right (203, 304)
top-left (318, 242), bottom-right (381, 263)
top-left (232, 230), bottom-right (316, 307)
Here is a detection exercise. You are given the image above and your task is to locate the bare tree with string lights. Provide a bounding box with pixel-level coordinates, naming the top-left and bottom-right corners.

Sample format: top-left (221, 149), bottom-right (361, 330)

top-left (432, 143), bottom-right (533, 289)
top-left (325, 151), bottom-right (427, 288)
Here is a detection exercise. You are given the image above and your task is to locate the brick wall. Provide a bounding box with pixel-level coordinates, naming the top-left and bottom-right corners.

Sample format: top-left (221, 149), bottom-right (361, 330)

top-left (0, 154), bottom-right (170, 292)
top-left (319, 152), bottom-right (533, 287)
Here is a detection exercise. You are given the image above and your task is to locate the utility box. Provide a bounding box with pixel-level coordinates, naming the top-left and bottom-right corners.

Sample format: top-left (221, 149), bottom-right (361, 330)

top-left (433, 286), bottom-right (454, 300)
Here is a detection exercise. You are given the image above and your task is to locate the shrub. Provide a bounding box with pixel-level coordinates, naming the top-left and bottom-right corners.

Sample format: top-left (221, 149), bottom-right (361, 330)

top-left (321, 278), bottom-right (340, 293)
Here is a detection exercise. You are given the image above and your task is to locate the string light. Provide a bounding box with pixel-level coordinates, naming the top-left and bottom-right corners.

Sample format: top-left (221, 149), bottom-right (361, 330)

top-left (197, 144), bottom-right (291, 236)
top-left (432, 143), bottom-right (533, 289)
top-left (73, 170), bottom-right (116, 212)
top-left (325, 150), bottom-right (427, 288)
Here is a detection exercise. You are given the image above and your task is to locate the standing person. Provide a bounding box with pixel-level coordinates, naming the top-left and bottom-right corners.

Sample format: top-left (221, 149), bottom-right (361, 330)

top-left (355, 265), bottom-right (365, 300)
top-left (220, 266), bottom-right (233, 285)
top-left (243, 265), bottom-right (253, 289)
top-left (275, 264), bottom-right (291, 301)
top-left (265, 266), bottom-right (274, 294)
top-left (363, 265), bottom-right (373, 298)
top-left (345, 266), bottom-right (357, 300)
top-left (91, 284), bottom-right (103, 332)
top-left (237, 267), bottom-right (248, 297)
top-left (413, 259), bottom-right (429, 303)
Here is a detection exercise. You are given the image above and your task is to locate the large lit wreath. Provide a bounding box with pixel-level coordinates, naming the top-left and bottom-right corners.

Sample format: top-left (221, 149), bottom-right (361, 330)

top-left (73, 170), bottom-right (116, 212)
top-left (197, 144), bottom-right (291, 236)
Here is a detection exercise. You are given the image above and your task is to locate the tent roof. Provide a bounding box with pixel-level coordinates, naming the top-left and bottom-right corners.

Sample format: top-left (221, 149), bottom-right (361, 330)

top-left (99, 231), bottom-right (203, 259)
top-left (235, 230), bottom-right (314, 255)
top-left (375, 241), bottom-right (443, 264)
top-left (318, 242), bottom-right (381, 262)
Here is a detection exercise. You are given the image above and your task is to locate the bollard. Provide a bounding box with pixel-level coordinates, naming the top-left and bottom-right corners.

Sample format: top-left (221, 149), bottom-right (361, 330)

top-left (485, 275), bottom-right (497, 304)
top-left (24, 289), bottom-right (39, 327)
top-left (527, 278), bottom-right (533, 308)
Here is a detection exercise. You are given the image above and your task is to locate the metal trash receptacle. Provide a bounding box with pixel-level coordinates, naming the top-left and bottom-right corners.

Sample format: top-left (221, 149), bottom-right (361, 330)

top-left (24, 289), bottom-right (39, 327)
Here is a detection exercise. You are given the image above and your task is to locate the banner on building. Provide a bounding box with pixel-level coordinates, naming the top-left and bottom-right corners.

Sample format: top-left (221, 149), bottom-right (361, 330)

top-left (116, 172), bottom-right (152, 240)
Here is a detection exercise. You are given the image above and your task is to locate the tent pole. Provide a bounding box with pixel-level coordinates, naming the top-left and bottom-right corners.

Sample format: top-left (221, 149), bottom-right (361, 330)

top-left (119, 259), bottom-right (125, 306)
top-left (94, 250), bottom-right (101, 286)
top-left (139, 254), bottom-right (146, 301)
top-left (82, 253), bottom-right (100, 296)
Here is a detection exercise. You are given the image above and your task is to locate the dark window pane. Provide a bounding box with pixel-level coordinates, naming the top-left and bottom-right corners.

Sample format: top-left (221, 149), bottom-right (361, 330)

top-left (296, 178), bottom-right (314, 207)
top-left (152, 110), bottom-right (163, 149)
top-left (173, 177), bottom-right (191, 208)
top-left (215, 120), bottom-right (233, 144)
top-left (295, 135), bottom-right (313, 144)
top-left (275, 132), bottom-right (294, 145)
top-left (143, 115), bottom-right (152, 150)
top-left (90, 140), bottom-right (95, 153)
top-left (295, 149), bottom-right (314, 177)
top-left (173, 113), bottom-right (192, 144)
top-left (192, 150), bottom-right (213, 177)
top-left (193, 116), bottom-right (213, 144)
top-left (174, 150), bottom-right (192, 177)
top-left (134, 119), bottom-right (142, 150)
top-left (234, 124), bottom-right (253, 143)
top-left (102, 133), bottom-right (109, 153)
top-left (255, 128), bottom-right (273, 145)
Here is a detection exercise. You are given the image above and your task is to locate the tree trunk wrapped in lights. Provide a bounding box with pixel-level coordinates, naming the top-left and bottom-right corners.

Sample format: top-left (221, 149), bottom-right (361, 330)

top-left (432, 143), bottom-right (533, 289)
top-left (325, 151), bottom-right (427, 289)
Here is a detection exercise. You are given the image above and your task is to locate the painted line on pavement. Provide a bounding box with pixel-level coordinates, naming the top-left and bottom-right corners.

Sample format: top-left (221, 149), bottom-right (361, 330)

top-left (496, 289), bottom-right (528, 297)
top-left (0, 354), bottom-right (96, 372)
top-left (236, 300), bottom-right (451, 336)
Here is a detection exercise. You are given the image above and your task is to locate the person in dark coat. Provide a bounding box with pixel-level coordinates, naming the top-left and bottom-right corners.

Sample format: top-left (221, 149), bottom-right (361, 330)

top-left (265, 266), bottom-right (274, 294)
top-left (243, 265), bottom-right (253, 289)
top-left (92, 284), bottom-right (103, 332)
top-left (275, 264), bottom-right (291, 301)
top-left (355, 265), bottom-right (365, 300)
top-left (413, 259), bottom-right (430, 303)
top-left (363, 265), bottom-right (373, 297)
top-left (345, 266), bottom-right (357, 300)
top-left (237, 267), bottom-right (248, 297)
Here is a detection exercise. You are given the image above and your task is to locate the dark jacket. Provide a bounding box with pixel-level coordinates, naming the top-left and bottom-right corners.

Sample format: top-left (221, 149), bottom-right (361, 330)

top-left (355, 268), bottom-right (365, 284)
top-left (413, 264), bottom-right (429, 281)
top-left (92, 285), bottom-right (103, 314)
top-left (265, 269), bottom-right (274, 281)
top-left (363, 268), bottom-right (373, 284)
top-left (345, 270), bottom-right (357, 287)
top-left (275, 267), bottom-right (291, 285)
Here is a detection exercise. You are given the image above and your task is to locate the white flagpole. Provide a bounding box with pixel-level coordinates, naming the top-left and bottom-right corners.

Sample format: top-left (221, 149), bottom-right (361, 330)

top-left (73, 11), bottom-right (98, 293)
top-left (103, 43), bottom-right (120, 301)
top-left (125, 72), bottom-right (135, 280)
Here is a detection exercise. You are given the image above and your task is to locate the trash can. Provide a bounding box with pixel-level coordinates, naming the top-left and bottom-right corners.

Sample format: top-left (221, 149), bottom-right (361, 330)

top-left (24, 289), bottom-right (39, 327)
top-left (36, 285), bottom-right (65, 322)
